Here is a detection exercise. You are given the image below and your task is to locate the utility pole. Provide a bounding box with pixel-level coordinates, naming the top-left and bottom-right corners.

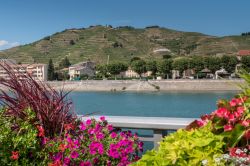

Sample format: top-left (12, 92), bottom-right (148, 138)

top-left (107, 55), bottom-right (110, 65)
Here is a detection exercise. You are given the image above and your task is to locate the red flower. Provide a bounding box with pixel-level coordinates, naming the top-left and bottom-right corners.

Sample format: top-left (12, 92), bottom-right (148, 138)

top-left (230, 98), bottom-right (237, 107)
top-left (64, 123), bottom-right (74, 131)
top-left (36, 125), bottom-right (45, 137)
top-left (58, 143), bottom-right (67, 152)
top-left (10, 151), bottom-right (19, 160)
top-left (224, 124), bottom-right (233, 131)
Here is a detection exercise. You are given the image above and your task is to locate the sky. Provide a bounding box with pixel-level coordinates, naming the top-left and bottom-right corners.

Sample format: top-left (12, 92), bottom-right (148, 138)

top-left (0, 0), bottom-right (250, 50)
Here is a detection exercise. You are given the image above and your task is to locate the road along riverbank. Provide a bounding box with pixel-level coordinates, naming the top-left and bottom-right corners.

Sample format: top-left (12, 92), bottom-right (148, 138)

top-left (47, 79), bottom-right (243, 92)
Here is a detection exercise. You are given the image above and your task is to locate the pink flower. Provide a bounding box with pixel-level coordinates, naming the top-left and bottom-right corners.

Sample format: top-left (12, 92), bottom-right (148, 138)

top-left (63, 157), bottom-right (70, 165)
top-left (111, 132), bottom-right (117, 139)
top-left (100, 116), bottom-right (105, 121)
top-left (80, 122), bottom-right (86, 131)
top-left (237, 106), bottom-right (245, 115)
top-left (196, 120), bottom-right (206, 127)
top-left (86, 119), bottom-right (92, 125)
top-left (80, 161), bottom-right (92, 166)
top-left (224, 124), bottom-right (233, 131)
top-left (89, 142), bottom-right (104, 155)
top-left (107, 124), bottom-right (113, 131)
top-left (241, 120), bottom-right (249, 127)
top-left (96, 132), bottom-right (105, 140)
top-left (70, 151), bottom-right (79, 159)
top-left (230, 98), bottom-right (238, 107)
top-left (215, 107), bottom-right (229, 118)
top-left (228, 114), bottom-right (235, 122)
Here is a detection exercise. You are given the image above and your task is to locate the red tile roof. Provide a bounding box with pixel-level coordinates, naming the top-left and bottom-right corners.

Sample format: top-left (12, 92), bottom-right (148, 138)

top-left (238, 50), bottom-right (250, 56)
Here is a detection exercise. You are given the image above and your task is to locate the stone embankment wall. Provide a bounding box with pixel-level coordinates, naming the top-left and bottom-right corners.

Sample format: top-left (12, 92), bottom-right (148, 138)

top-left (47, 79), bottom-right (243, 92)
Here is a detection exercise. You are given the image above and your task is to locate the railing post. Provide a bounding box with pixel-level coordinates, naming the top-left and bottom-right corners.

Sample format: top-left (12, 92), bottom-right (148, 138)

top-left (153, 129), bottom-right (163, 149)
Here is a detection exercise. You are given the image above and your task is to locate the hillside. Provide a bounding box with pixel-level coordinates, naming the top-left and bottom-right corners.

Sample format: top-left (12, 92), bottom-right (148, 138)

top-left (1, 25), bottom-right (250, 66)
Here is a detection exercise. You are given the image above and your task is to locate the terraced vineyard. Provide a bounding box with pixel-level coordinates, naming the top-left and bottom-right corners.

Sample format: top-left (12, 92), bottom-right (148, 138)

top-left (1, 25), bottom-right (250, 66)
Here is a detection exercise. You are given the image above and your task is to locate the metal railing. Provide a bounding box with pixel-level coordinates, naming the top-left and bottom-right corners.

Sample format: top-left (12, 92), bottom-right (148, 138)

top-left (78, 116), bottom-right (196, 149)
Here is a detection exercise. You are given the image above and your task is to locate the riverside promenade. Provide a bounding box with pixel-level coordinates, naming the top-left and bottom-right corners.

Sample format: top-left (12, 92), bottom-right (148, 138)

top-left (48, 79), bottom-right (243, 92)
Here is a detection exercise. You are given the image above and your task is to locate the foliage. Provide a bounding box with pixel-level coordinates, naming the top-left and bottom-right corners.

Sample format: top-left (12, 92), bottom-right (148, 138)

top-left (188, 56), bottom-right (204, 73)
top-left (131, 60), bottom-right (146, 77)
top-left (107, 62), bottom-right (128, 78)
top-left (44, 117), bottom-right (142, 165)
top-left (0, 63), bottom-right (76, 137)
top-left (156, 59), bottom-right (173, 78)
top-left (48, 58), bottom-right (55, 81)
top-left (220, 55), bottom-right (238, 73)
top-left (241, 56), bottom-right (250, 72)
top-left (96, 64), bottom-right (108, 78)
top-left (146, 61), bottom-right (157, 76)
top-left (172, 58), bottom-right (189, 75)
top-left (135, 123), bottom-right (225, 166)
top-left (59, 57), bottom-right (71, 69)
top-left (203, 56), bottom-right (221, 73)
top-left (0, 108), bottom-right (45, 165)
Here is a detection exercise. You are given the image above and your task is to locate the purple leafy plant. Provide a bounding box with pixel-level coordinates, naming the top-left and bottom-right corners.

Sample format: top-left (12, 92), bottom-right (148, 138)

top-left (0, 63), bottom-right (76, 137)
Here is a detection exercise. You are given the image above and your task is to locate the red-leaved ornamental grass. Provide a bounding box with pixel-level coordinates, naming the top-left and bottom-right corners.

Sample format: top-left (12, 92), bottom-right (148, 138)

top-left (0, 63), bottom-right (76, 137)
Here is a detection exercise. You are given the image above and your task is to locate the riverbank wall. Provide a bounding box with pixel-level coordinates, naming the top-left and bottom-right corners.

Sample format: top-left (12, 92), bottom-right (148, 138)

top-left (47, 79), bottom-right (244, 92)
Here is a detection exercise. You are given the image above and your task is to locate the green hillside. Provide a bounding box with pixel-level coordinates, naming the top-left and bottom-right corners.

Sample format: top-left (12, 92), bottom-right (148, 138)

top-left (1, 25), bottom-right (250, 66)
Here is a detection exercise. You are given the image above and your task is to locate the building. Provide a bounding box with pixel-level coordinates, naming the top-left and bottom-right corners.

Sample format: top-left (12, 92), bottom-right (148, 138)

top-left (69, 61), bottom-right (95, 80)
top-left (26, 64), bottom-right (48, 81)
top-left (0, 59), bottom-right (48, 81)
top-left (237, 50), bottom-right (250, 60)
top-left (120, 67), bottom-right (152, 78)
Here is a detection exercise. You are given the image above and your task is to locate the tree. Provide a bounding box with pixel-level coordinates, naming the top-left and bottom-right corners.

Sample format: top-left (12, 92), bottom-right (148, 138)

top-left (146, 61), bottom-right (157, 78)
top-left (157, 59), bottom-right (173, 78)
top-left (96, 64), bottom-right (108, 78)
top-left (107, 62), bottom-right (128, 79)
top-left (203, 56), bottom-right (221, 73)
top-left (220, 55), bottom-right (238, 73)
top-left (131, 60), bottom-right (146, 78)
top-left (241, 56), bottom-right (250, 72)
top-left (188, 57), bottom-right (204, 73)
top-left (172, 58), bottom-right (189, 76)
top-left (48, 59), bottom-right (55, 81)
top-left (59, 57), bottom-right (71, 69)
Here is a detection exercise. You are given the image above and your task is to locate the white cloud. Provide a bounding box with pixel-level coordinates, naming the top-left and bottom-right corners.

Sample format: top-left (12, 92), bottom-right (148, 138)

top-left (0, 40), bottom-right (20, 50)
top-left (0, 40), bottom-right (8, 47)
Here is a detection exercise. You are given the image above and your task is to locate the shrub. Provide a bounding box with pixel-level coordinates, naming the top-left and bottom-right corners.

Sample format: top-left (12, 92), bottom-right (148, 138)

top-left (134, 123), bottom-right (225, 166)
top-left (0, 108), bottom-right (45, 165)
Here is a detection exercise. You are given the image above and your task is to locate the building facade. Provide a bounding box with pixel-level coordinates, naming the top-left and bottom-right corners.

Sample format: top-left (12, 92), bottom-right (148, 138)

top-left (0, 59), bottom-right (48, 81)
top-left (69, 61), bottom-right (95, 80)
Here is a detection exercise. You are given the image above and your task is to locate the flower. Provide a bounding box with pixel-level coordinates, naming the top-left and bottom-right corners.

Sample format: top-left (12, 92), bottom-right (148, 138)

top-left (58, 143), bottom-right (67, 152)
top-left (79, 161), bottom-right (92, 166)
top-left (107, 124), bottom-right (113, 131)
top-left (70, 151), bottom-right (79, 159)
top-left (100, 116), bottom-right (105, 121)
top-left (10, 151), bottom-right (19, 160)
top-left (80, 122), bottom-right (86, 131)
top-left (86, 119), bottom-right (92, 125)
top-left (224, 124), bottom-right (233, 131)
top-left (111, 132), bottom-right (117, 138)
top-left (36, 125), bottom-right (45, 137)
top-left (215, 107), bottom-right (229, 118)
top-left (89, 142), bottom-right (104, 155)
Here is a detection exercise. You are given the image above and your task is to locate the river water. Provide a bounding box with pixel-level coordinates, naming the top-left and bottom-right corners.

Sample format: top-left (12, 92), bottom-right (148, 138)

top-left (70, 91), bottom-right (236, 118)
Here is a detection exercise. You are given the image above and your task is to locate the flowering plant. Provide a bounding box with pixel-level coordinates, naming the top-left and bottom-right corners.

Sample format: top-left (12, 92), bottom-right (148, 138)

top-left (44, 116), bottom-right (143, 166)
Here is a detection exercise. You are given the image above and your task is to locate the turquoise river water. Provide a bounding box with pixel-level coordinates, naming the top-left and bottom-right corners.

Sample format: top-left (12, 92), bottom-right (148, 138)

top-left (70, 91), bottom-right (236, 118)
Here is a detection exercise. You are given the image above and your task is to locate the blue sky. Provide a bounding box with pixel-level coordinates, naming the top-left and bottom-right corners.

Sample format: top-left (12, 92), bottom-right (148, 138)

top-left (0, 0), bottom-right (250, 50)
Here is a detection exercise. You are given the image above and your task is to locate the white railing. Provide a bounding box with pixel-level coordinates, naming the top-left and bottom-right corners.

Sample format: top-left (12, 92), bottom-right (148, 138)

top-left (78, 116), bottom-right (196, 149)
